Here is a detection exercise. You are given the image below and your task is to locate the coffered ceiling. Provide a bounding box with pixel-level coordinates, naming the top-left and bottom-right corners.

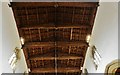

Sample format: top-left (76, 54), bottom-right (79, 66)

top-left (11, 2), bottom-right (99, 75)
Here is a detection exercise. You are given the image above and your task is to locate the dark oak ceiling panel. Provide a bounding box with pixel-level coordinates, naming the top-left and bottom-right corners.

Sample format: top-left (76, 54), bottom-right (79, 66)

top-left (19, 27), bottom-right (91, 43)
top-left (11, 2), bottom-right (99, 74)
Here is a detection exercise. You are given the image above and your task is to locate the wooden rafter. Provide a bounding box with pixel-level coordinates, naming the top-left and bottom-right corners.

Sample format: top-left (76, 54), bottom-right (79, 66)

top-left (29, 56), bottom-right (83, 60)
top-left (11, 2), bottom-right (99, 7)
top-left (24, 42), bottom-right (55, 47)
top-left (70, 28), bottom-right (73, 40)
top-left (38, 28), bottom-right (41, 41)
top-left (23, 41), bottom-right (88, 47)
top-left (31, 68), bottom-right (81, 73)
top-left (19, 24), bottom-right (92, 29)
top-left (57, 41), bottom-right (88, 46)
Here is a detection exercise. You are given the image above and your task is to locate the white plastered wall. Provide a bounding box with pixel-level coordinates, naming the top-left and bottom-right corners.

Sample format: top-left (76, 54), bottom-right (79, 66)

top-left (0, 1), bottom-right (2, 75)
top-left (83, 2), bottom-right (118, 73)
top-left (2, 2), bottom-right (28, 73)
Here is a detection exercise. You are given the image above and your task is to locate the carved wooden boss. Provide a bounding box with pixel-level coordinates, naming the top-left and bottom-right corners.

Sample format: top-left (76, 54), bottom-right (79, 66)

top-left (11, 2), bottom-right (99, 75)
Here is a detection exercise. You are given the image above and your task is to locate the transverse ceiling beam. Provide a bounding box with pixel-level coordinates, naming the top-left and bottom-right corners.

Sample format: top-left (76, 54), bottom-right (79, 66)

top-left (31, 68), bottom-right (81, 73)
top-left (29, 56), bottom-right (83, 60)
top-left (11, 2), bottom-right (99, 7)
top-left (19, 24), bottom-right (92, 29)
top-left (23, 41), bottom-right (88, 48)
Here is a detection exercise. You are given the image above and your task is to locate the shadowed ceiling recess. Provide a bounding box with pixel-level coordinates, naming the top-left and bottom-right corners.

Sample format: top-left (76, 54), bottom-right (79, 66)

top-left (11, 2), bottom-right (99, 75)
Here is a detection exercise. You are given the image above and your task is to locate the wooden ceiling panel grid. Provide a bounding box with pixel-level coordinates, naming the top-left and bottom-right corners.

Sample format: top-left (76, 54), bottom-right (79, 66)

top-left (56, 45), bottom-right (87, 57)
top-left (13, 7), bottom-right (55, 27)
top-left (13, 7), bottom-right (96, 27)
top-left (20, 27), bottom-right (90, 43)
top-left (57, 72), bottom-right (81, 75)
top-left (22, 41), bottom-right (88, 73)
top-left (29, 73), bottom-right (56, 75)
top-left (11, 2), bottom-right (99, 74)
top-left (30, 60), bottom-right (55, 68)
top-left (57, 59), bottom-right (83, 68)
top-left (26, 46), bottom-right (55, 58)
